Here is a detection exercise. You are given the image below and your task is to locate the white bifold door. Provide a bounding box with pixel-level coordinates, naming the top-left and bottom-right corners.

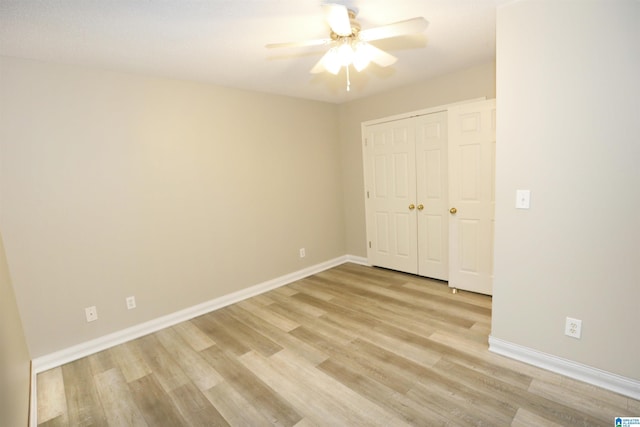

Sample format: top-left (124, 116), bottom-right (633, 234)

top-left (447, 99), bottom-right (496, 295)
top-left (363, 99), bottom-right (496, 295)
top-left (363, 111), bottom-right (449, 280)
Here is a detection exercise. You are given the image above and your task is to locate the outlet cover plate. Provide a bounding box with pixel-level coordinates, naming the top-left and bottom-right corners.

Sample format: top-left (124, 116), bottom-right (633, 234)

top-left (565, 317), bottom-right (582, 339)
top-left (85, 306), bottom-right (98, 322)
top-left (516, 189), bottom-right (531, 209)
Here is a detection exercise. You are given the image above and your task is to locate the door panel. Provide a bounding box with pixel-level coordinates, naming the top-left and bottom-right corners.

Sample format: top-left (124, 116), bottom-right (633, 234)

top-left (375, 213), bottom-right (389, 253)
top-left (425, 215), bottom-right (443, 261)
top-left (448, 99), bottom-right (496, 295)
top-left (416, 112), bottom-right (449, 280)
top-left (373, 155), bottom-right (387, 197)
top-left (459, 219), bottom-right (479, 272)
top-left (393, 153), bottom-right (410, 197)
top-left (424, 149), bottom-right (442, 198)
top-left (364, 121), bottom-right (418, 274)
top-left (460, 144), bottom-right (480, 200)
top-left (395, 213), bottom-right (412, 257)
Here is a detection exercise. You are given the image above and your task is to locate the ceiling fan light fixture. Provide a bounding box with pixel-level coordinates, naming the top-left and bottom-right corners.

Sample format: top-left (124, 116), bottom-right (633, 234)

top-left (323, 39), bottom-right (369, 74)
top-left (268, 4), bottom-right (427, 87)
top-left (321, 48), bottom-right (342, 75)
top-left (352, 42), bottom-right (371, 72)
top-left (336, 42), bottom-right (354, 66)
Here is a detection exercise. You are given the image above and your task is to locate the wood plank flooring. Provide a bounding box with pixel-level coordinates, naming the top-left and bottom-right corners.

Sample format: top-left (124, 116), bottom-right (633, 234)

top-left (37, 263), bottom-right (639, 426)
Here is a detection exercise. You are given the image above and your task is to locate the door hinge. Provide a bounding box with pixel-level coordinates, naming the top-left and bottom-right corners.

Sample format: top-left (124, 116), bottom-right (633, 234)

top-left (366, 190), bottom-right (370, 199)
top-left (369, 241), bottom-right (372, 248)
top-left (364, 138), bottom-right (368, 147)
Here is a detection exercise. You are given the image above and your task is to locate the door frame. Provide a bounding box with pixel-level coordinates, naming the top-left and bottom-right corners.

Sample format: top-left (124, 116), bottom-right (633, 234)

top-left (360, 98), bottom-right (486, 129)
top-left (360, 97), bottom-right (488, 280)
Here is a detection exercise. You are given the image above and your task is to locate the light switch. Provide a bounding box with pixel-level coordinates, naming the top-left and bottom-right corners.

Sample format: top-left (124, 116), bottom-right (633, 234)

top-left (516, 190), bottom-right (531, 209)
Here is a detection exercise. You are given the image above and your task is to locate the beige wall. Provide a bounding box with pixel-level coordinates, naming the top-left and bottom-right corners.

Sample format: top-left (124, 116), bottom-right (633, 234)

top-left (338, 62), bottom-right (496, 256)
top-left (493, 0), bottom-right (640, 379)
top-left (0, 57), bottom-right (495, 362)
top-left (0, 57), bottom-right (345, 357)
top-left (0, 232), bottom-right (31, 427)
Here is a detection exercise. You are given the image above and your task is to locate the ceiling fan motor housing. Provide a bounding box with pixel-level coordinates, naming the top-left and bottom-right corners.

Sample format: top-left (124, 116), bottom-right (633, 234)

top-left (330, 9), bottom-right (361, 40)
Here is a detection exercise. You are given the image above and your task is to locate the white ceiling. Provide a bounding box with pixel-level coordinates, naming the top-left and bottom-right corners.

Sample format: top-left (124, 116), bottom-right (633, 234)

top-left (0, 0), bottom-right (503, 104)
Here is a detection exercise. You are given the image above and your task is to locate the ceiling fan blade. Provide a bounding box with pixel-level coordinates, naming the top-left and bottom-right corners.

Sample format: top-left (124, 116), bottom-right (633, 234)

top-left (359, 17), bottom-right (428, 42)
top-left (310, 56), bottom-right (327, 74)
top-left (266, 38), bottom-right (332, 49)
top-left (310, 48), bottom-right (341, 75)
top-left (361, 43), bottom-right (397, 67)
top-left (323, 3), bottom-right (352, 37)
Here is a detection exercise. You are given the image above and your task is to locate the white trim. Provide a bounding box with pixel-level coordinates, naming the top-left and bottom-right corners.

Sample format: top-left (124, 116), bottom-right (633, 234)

top-left (361, 97), bottom-right (486, 127)
top-left (32, 255), bottom-right (358, 374)
top-left (30, 363), bottom-right (37, 427)
top-left (489, 336), bottom-right (640, 400)
top-left (344, 254), bottom-right (369, 265)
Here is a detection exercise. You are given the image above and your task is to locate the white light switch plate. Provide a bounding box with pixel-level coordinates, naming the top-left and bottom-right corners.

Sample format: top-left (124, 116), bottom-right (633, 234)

top-left (516, 190), bottom-right (531, 209)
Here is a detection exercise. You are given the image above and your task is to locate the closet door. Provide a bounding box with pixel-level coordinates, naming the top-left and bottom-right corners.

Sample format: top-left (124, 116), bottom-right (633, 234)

top-left (448, 99), bottom-right (496, 295)
top-left (415, 112), bottom-right (449, 280)
top-left (364, 119), bottom-right (418, 274)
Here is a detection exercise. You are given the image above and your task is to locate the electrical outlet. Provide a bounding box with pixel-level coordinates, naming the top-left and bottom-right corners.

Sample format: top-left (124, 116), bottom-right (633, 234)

top-left (85, 306), bottom-right (98, 322)
top-left (565, 317), bottom-right (582, 339)
top-left (299, 248), bottom-right (306, 258)
top-left (126, 296), bottom-right (136, 310)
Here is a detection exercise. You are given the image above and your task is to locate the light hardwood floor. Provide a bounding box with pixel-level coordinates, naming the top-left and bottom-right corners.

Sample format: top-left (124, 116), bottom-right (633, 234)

top-left (37, 263), bottom-right (639, 426)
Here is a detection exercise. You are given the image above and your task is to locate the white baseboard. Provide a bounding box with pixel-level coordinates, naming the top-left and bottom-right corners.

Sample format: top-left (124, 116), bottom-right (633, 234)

top-left (489, 336), bottom-right (640, 400)
top-left (32, 255), bottom-right (365, 375)
top-left (344, 254), bottom-right (369, 265)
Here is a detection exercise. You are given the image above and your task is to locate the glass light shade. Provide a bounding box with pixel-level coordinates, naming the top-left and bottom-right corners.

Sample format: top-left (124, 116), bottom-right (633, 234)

top-left (352, 42), bottom-right (371, 72)
top-left (322, 48), bottom-right (342, 74)
top-left (336, 43), bottom-right (354, 66)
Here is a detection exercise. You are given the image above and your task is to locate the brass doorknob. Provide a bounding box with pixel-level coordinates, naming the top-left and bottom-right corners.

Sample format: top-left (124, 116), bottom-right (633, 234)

top-left (409, 204), bottom-right (415, 210)
top-left (417, 204), bottom-right (424, 211)
top-left (449, 207), bottom-right (457, 214)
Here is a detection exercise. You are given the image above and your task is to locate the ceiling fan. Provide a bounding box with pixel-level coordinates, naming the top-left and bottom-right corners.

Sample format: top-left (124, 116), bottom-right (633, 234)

top-left (266, 3), bottom-right (428, 90)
